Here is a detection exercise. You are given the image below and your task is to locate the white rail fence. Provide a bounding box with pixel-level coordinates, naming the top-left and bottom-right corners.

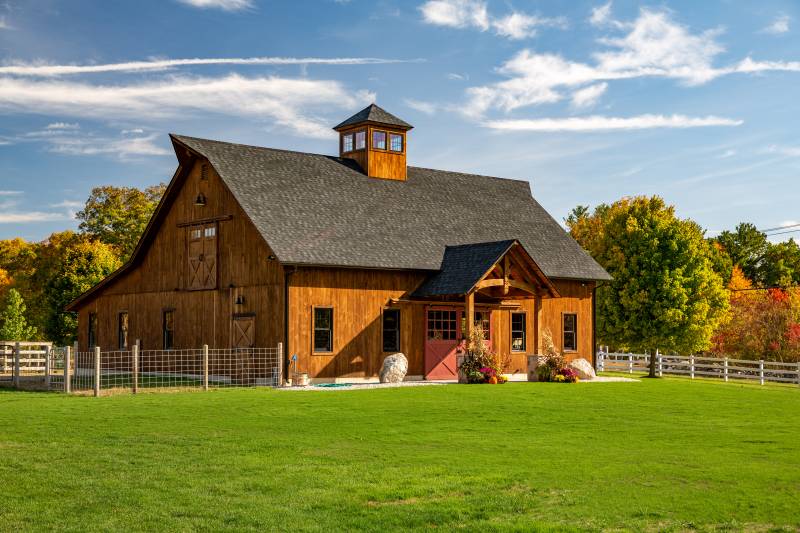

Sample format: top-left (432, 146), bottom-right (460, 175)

top-left (1, 342), bottom-right (283, 396)
top-left (597, 351), bottom-right (800, 386)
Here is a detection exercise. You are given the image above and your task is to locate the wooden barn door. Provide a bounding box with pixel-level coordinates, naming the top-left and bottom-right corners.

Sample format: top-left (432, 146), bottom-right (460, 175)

top-left (187, 223), bottom-right (217, 290)
top-left (424, 307), bottom-right (462, 380)
top-left (232, 315), bottom-right (255, 385)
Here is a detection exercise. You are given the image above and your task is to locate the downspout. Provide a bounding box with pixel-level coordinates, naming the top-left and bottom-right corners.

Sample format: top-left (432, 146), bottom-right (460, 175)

top-left (283, 265), bottom-right (297, 382)
top-left (592, 281), bottom-right (607, 367)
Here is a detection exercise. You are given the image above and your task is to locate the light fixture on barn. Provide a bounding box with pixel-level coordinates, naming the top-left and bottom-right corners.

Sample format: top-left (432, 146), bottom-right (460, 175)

top-left (235, 295), bottom-right (245, 305)
top-left (194, 193), bottom-right (207, 206)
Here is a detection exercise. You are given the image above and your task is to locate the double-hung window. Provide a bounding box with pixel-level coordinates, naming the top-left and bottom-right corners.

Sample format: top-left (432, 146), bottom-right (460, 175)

top-left (511, 313), bottom-right (526, 352)
top-left (563, 313), bottom-right (577, 352)
top-left (313, 307), bottom-right (334, 353)
top-left (382, 309), bottom-right (400, 352)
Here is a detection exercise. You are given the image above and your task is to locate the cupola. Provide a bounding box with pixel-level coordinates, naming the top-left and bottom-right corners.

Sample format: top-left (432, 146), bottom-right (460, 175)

top-left (333, 104), bottom-right (413, 181)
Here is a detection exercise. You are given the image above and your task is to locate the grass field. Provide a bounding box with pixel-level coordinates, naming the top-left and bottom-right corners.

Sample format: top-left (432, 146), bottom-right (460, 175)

top-left (2, 378), bottom-right (799, 532)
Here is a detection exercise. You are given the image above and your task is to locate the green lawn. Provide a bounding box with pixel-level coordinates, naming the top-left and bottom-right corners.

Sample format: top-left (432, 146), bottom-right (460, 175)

top-left (2, 379), bottom-right (799, 532)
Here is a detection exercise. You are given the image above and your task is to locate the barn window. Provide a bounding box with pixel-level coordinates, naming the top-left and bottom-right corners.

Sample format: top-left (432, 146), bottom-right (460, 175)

top-left (187, 223), bottom-right (217, 290)
top-left (382, 308), bottom-right (400, 352)
top-left (511, 313), bottom-right (526, 352)
top-left (389, 133), bottom-right (403, 152)
top-left (200, 163), bottom-right (209, 180)
top-left (118, 312), bottom-right (129, 350)
top-left (427, 309), bottom-right (457, 341)
top-left (342, 133), bottom-right (354, 153)
top-left (372, 130), bottom-right (386, 150)
top-left (313, 307), bottom-right (333, 353)
top-left (563, 313), bottom-right (577, 352)
top-left (163, 310), bottom-right (175, 350)
top-left (88, 312), bottom-right (97, 348)
top-left (462, 311), bottom-right (490, 340)
top-left (355, 130), bottom-right (366, 150)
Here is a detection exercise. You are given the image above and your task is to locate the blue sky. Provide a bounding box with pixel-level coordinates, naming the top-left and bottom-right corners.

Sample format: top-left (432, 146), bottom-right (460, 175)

top-left (0, 0), bottom-right (799, 242)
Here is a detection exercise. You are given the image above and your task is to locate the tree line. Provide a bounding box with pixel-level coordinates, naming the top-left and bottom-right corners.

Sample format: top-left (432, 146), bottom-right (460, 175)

top-left (0, 184), bottom-right (165, 345)
top-left (567, 197), bottom-right (800, 362)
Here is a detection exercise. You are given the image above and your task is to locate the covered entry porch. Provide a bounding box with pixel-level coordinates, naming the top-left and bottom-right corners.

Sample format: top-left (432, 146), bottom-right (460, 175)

top-left (406, 240), bottom-right (559, 380)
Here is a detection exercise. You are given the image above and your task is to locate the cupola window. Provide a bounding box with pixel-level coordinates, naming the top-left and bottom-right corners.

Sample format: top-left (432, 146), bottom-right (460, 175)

top-left (355, 130), bottom-right (366, 150)
top-left (372, 130), bottom-right (386, 150)
top-left (342, 133), bottom-right (354, 153)
top-left (389, 133), bottom-right (403, 152)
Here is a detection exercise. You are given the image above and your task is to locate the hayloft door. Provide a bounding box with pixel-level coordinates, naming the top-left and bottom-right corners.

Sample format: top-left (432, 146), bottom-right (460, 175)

top-left (424, 307), bottom-right (462, 380)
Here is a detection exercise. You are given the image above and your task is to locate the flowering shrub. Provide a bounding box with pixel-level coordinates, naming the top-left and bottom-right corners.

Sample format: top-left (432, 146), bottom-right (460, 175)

top-left (458, 326), bottom-right (509, 384)
top-left (536, 328), bottom-right (578, 383)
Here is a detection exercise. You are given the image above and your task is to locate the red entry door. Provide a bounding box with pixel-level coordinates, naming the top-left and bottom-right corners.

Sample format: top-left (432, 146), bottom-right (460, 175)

top-left (424, 307), bottom-right (462, 380)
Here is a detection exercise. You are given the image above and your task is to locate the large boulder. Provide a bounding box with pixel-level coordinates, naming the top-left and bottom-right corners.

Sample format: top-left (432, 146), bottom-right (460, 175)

top-left (380, 353), bottom-right (408, 383)
top-left (568, 358), bottom-right (596, 380)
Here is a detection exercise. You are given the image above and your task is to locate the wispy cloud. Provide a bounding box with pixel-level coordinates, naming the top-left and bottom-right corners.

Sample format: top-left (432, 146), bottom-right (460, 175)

top-left (570, 82), bottom-right (607, 109)
top-left (462, 7), bottom-right (800, 119)
top-left (0, 190), bottom-right (23, 196)
top-left (46, 122), bottom-right (79, 130)
top-left (483, 114), bottom-right (743, 132)
top-left (404, 98), bottom-right (436, 115)
top-left (447, 72), bottom-right (468, 81)
top-left (763, 144), bottom-right (800, 157)
top-left (419, 0), bottom-right (564, 40)
top-left (761, 14), bottom-right (790, 35)
top-left (0, 74), bottom-right (374, 139)
top-left (0, 211), bottom-right (72, 223)
top-left (0, 56), bottom-right (421, 77)
top-left (50, 200), bottom-right (84, 208)
top-left (46, 133), bottom-right (171, 158)
top-left (175, 0), bottom-right (253, 11)
top-left (0, 16), bottom-right (10, 30)
top-left (718, 149), bottom-right (737, 159)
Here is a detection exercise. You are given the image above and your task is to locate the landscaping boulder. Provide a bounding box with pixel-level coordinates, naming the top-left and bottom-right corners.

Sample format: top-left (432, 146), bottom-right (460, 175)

top-left (380, 353), bottom-right (408, 383)
top-left (568, 358), bottom-right (596, 380)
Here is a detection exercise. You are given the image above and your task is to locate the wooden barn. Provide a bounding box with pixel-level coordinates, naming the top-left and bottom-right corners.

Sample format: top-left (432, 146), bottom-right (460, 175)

top-left (67, 104), bottom-right (611, 382)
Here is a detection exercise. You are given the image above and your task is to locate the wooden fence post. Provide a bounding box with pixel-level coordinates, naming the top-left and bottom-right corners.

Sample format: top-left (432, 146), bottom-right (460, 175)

top-left (12, 341), bottom-right (20, 388)
top-left (657, 350), bottom-right (663, 377)
top-left (277, 342), bottom-right (284, 387)
top-left (759, 360), bottom-right (765, 386)
top-left (132, 344), bottom-right (139, 394)
top-left (44, 345), bottom-right (51, 389)
top-left (597, 352), bottom-right (604, 373)
top-left (202, 344), bottom-right (209, 391)
top-left (724, 358), bottom-right (729, 382)
top-left (94, 346), bottom-right (101, 397)
top-left (690, 355), bottom-right (695, 379)
top-left (628, 353), bottom-right (633, 374)
top-left (796, 361), bottom-right (800, 387)
top-left (64, 346), bottom-right (71, 393)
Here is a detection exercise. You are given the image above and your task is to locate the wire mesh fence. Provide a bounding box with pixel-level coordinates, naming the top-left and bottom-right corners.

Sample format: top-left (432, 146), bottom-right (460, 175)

top-left (2, 343), bottom-right (282, 395)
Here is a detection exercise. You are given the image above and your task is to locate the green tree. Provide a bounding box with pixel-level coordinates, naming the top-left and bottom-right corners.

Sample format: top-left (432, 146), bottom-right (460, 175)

top-left (0, 288), bottom-right (37, 341)
top-left (715, 223), bottom-right (769, 284)
top-left (76, 184), bottom-right (166, 259)
top-left (758, 239), bottom-right (800, 287)
top-left (39, 233), bottom-right (121, 344)
top-left (567, 196), bottom-right (730, 362)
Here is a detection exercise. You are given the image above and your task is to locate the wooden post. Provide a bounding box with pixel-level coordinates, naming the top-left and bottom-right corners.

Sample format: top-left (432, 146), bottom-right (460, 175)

top-left (94, 346), bottom-right (101, 397)
top-left (202, 344), bottom-right (209, 391)
top-left (628, 353), bottom-right (633, 374)
top-left (13, 341), bottom-right (20, 388)
top-left (596, 352), bottom-right (603, 373)
top-left (132, 344), bottom-right (139, 394)
top-left (690, 355), bottom-right (695, 379)
top-left (796, 362), bottom-right (800, 387)
top-left (465, 291), bottom-right (475, 343)
top-left (64, 346), bottom-right (71, 393)
top-left (724, 358), bottom-right (729, 382)
top-left (759, 360), bottom-right (764, 386)
top-left (657, 351), bottom-right (663, 377)
top-left (44, 345), bottom-right (51, 389)
top-left (277, 342), bottom-right (283, 387)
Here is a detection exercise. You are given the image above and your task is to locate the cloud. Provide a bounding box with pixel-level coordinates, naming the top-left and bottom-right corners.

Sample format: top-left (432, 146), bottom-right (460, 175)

top-left (404, 98), bottom-right (436, 115)
top-left (570, 82), bottom-right (607, 109)
top-left (718, 149), bottom-right (737, 159)
top-left (175, 0), bottom-right (253, 11)
top-left (483, 114), bottom-right (743, 132)
top-left (0, 56), bottom-right (420, 77)
top-left (764, 145), bottom-right (800, 157)
top-left (762, 14), bottom-right (789, 35)
top-left (419, 0), bottom-right (489, 30)
top-left (0, 74), bottom-right (374, 139)
top-left (589, 2), bottom-right (613, 27)
top-left (447, 72), bottom-right (467, 81)
top-left (463, 8), bottom-right (800, 118)
top-left (121, 128), bottom-right (145, 135)
top-left (50, 200), bottom-right (84, 208)
top-left (0, 211), bottom-right (71, 223)
top-left (46, 122), bottom-right (79, 130)
top-left (0, 16), bottom-right (10, 30)
top-left (46, 133), bottom-right (171, 158)
top-left (0, 190), bottom-right (23, 196)
top-left (492, 13), bottom-right (567, 40)
top-left (419, 0), bottom-right (563, 39)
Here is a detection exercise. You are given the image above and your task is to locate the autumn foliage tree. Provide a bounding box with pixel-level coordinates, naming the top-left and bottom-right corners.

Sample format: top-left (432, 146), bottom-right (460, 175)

top-left (567, 196), bottom-right (729, 356)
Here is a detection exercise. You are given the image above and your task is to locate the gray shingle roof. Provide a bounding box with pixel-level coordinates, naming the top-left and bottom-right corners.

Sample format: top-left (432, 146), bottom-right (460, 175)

top-left (412, 241), bottom-right (515, 297)
top-left (171, 134), bottom-right (611, 281)
top-left (333, 104), bottom-right (413, 130)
